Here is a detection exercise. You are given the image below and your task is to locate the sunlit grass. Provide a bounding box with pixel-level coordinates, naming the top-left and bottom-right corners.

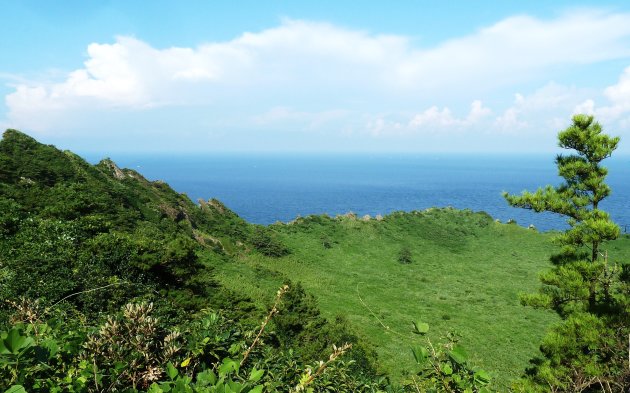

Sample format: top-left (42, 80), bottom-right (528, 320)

top-left (205, 208), bottom-right (630, 388)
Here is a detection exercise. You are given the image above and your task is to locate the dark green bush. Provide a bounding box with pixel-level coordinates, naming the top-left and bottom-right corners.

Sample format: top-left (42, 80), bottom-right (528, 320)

top-left (398, 246), bottom-right (413, 264)
top-left (250, 227), bottom-right (290, 257)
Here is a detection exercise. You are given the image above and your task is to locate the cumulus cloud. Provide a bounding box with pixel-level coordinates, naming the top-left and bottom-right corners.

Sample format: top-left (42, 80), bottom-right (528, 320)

top-left (467, 100), bottom-right (493, 123)
top-left (408, 107), bottom-right (458, 128)
top-left (5, 21), bottom-right (408, 129)
top-left (366, 100), bottom-right (491, 136)
top-left (368, 81), bottom-right (599, 143)
top-left (566, 67), bottom-right (630, 127)
top-left (493, 83), bottom-right (596, 134)
top-left (603, 66), bottom-right (630, 106)
top-left (573, 99), bottom-right (596, 115)
top-left (409, 100), bottom-right (492, 129)
top-left (5, 10), bottom-right (630, 143)
top-left (494, 106), bottom-right (527, 131)
top-left (581, 67), bottom-right (630, 123)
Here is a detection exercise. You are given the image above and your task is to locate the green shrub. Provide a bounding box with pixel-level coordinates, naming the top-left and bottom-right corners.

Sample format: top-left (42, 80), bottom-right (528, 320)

top-left (398, 246), bottom-right (413, 264)
top-left (250, 227), bottom-right (290, 257)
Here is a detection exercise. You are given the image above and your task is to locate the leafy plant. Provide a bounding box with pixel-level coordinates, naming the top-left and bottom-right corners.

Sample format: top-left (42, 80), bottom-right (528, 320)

top-left (409, 324), bottom-right (492, 392)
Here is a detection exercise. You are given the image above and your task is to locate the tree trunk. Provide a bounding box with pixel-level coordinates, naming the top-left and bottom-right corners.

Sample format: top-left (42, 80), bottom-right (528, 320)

top-left (589, 240), bottom-right (599, 310)
top-left (592, 243), bottom-right (598, 262)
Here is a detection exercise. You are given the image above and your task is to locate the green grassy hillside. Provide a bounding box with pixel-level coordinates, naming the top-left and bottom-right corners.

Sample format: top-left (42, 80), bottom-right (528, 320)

top-left (3, 129), bottom-right (628, 391)
top-left (206, 210), bottom-right (630, 387)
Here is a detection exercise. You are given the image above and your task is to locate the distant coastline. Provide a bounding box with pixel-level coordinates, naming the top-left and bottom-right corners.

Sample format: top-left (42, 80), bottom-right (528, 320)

top-left (82, 153), bottom-right (630, 232)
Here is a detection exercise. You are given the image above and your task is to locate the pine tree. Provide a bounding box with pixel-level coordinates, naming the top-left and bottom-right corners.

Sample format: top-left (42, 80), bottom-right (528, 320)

top-left (504, 115), bottom-right (629, 391)
top-left (504, 114), bottom-right (620, 313)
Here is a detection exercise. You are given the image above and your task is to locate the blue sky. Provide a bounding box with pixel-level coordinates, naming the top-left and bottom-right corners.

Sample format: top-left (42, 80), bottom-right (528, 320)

top-left (3, 1), bottom-right (630, 154)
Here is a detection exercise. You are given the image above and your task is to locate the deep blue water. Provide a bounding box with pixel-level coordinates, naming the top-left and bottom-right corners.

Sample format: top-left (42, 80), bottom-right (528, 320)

top-left (89, 153), bottom-right (630, 232)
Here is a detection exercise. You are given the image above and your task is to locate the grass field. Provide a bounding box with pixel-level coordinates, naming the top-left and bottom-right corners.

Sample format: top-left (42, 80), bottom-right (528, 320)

top-left (203, 208), bottom-right (630, 388)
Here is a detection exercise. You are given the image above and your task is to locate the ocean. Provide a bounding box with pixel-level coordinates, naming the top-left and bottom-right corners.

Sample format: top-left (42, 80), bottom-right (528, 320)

top-left (94, 153), bottom-right (630, 233)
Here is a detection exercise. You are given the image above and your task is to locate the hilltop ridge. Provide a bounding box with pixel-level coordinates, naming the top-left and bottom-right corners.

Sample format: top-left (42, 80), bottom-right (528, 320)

top-left (0, 129), bottom-right (253, 319)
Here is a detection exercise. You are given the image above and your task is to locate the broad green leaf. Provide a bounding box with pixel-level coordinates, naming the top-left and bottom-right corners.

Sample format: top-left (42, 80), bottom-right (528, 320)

top-left (449, 345), bottom-right (469, 365)
top-left (39, 339), bottom-right (59, 360)
top-left (147, 383), bottom-right (163, 393)
top-left (175, 378), bottom-right (193, 393)
top-left (3, 329), bottom-right (33, 354)
top-left (441, 363), bottom-right (453, 375)
top-left (5, 386), bottom-right (27, 393)
top-left (248, 367), bottom-right (264, 382)
top-left (158, 383), bottom-right (172, 393)
top-left (412, 321), bottom-right (429, 335)
top-left (227, 380), bottom-right (243, 392)
top-left (196, 369), bottom-right (217, 386)
top-left (411, 346), bottom-right (429, 365)
top-left (249, 385), bottom-right (263, 393)
top-left (166, 362), bottom-right (178, 380)
top-left (218, 358), bottom-right (238, 376)
top-left (114, 361), bottom-right (126, 371)
top-left (228, 343), bottom-right (240, 355)
top-left (0, 340), bottom-right (9, 355)
top-left (474, 369), bottom-right (491, 385)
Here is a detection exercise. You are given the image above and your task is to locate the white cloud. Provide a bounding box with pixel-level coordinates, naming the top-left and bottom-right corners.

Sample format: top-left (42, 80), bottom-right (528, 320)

top-left (366, 100), bottom-right (491, 136)
top-left (567, 67), bottom-right (630, 126)
top-left (493, 83), bottom-right (596, 133)
top-left (409, 100), bottom-right (492, 129)
top-left (409, 107), bottom-right (458, 128)
top-left (585, 66), bottom-right (630, 122)
top-left (5, 11), bottom-right (630, 145)
top-left (466, 100), bottom-right (493, 123)
top-left (393, 10), bottom-right (630, 89)
top-left (573, 99), bottom-right (596, 115)
top-left (603, 66), bottom-right (630, 106)
top-left (367, 117), bottom-right (403, 137)
top-left (494, 106), bottom-right (527, 131)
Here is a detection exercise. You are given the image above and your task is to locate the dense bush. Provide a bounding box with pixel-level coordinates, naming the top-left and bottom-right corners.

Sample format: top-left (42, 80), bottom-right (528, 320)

top-left (0, 294), bottom-right (388, 392)
top-left (250, 227), bottom-right (290, 257)
top-left (397, 247), bottom-right (413, 264)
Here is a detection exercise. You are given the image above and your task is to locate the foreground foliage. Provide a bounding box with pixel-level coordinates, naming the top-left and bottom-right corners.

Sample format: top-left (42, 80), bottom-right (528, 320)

top-left (1, 297), bottom-right (498, 392)
top-left (1, 291), bottom-right (391, 392)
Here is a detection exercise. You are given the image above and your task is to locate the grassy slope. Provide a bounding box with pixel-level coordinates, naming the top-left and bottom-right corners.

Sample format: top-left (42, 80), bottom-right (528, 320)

top-left (205, 208), bottom-right (630, 388)
top-left (6, 130), bottom-right (630, 389)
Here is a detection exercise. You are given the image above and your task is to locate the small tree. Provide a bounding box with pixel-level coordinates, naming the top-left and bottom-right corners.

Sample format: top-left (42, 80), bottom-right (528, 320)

top-left (398, 246), bottom-right (413, 264)
top-left (504, 115), bottom-right (629, 391)
top-left (504, 114), bottom-right (620, 311)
